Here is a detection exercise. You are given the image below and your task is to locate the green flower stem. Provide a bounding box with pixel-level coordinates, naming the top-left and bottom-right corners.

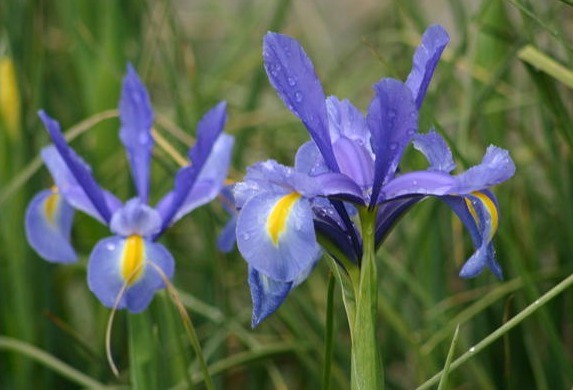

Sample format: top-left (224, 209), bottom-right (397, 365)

top-left (350, 207), bottom-right (383, 390)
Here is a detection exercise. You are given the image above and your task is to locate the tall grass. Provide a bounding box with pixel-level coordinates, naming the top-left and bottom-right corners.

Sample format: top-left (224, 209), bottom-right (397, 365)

top-left (0, 0), bottom-right (572, 388)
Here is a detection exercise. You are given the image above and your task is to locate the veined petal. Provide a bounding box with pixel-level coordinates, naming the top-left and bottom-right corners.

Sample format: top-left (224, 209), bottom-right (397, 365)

top-left (443, 191), bottom-right (502, 278)
top-left (249, 267), bottom-right (293, 327)
top-left (41, 146), bottom-right (121, 223)
top-left (25, 189), bottom-right (76, 263)
top-left (157, 102), bottom-right (228, 233)
top-left (455, 146), bottom-right (516, 194)
top-left (236, 192), bottom-right (322, 282)
top-left (156, 134), bottom-right (234, 224)
top-left (119, 64), bottom-right (154, 203)
top-left (379, 146), bottom-right (515, 202)
top-left (413, 130), bottom-right (456, 173)
top-left (293, 171), bottom-right (365, 204)
top-left (263, 32), bottom-right (339, 172)
top-left (110, 198), bottom-right (161, 238)
top-left (367, 78), bottom-right (418, 206)
top-left (405, 24), bottom-right (449, 109)
top-left (87, 235), bottom-right (175, 313)
top-left (326, 97), bottom-right (370, 147)
top-left (294, 141), bottom-right (328, 176)
top-left (38, 111), bottom-right (114, 223)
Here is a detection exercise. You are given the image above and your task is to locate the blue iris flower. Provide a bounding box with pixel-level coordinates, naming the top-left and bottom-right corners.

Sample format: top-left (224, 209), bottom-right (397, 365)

top-left (25, 64), bottom-right (234, 312)
top-left (234, 25), bottom-right (515, 326)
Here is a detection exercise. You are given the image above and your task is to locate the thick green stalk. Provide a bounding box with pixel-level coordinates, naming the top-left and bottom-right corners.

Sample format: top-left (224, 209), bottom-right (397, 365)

top-left (350, 207), bottom-right (382, 390)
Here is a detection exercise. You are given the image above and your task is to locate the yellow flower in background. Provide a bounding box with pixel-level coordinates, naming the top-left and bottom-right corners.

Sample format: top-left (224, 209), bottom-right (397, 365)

top-left (0, 56), bottom-right (21, 141)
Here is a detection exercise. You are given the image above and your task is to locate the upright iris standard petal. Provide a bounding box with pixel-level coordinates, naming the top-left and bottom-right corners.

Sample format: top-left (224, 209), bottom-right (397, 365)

top-left (87, 235), bottom-right (175, 313)
top-left (110, 198), bottom-right (162, 237)
top-left (41, 146), bottom-right (121, 223)
top-left (156, 134), bottom-right (234, 224)
top-left (263, 32), bottom-right (339, 172)
top-left (158, 102), bottom-right (228, 233)
top-left (237, 191), bottom-right (322, 282)
top-left (119, 64), bottom-right (154, 203)
top-left (405, 24), bottom-right (450, 108)
top-left (25, 188), bottom-right (77, 263)
top-left (367, 78), bottom-right (418, 205)
top-left (38, 111), bottom-right (114, 223)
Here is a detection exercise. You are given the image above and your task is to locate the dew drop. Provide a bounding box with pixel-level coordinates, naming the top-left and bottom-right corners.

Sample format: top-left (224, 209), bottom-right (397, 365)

top-left (407, 128), bottom-right (416, 136)
top-left (294, 91), bottom-right (303, 103)
top-left (242, 233), bottom-right (250, 241)
top-left (287, 77), bottom-right (297, 86)
top-left (469, 347), bottom-right (476, 353)
top-left (412, 180), bottom-right (418, 186)
top-left (389, 142), bottom-right (398, 151)
top-left (138, 133), bottom-right (149, 145)
top-left (387, 108), bottom-right (397, 119)
top-left (106, 243), bottom-right (116, 251)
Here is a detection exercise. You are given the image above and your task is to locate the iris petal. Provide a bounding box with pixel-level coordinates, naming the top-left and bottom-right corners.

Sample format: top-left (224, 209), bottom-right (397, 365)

top-left (413, 130), bottom-right (456, 173)
top-left (38, 111), bottom-right (114, 223)
top-left (249, 267), bottom-right (293, 327)
top-left (326, 97), bottom-right (370, 147)
top-left (87, 236), bottom-right (175, 312)
top-left (367, 78), bottom-right (418, 206)
top-left (110, 198), bottom-right (162, 237)
top-left (157, 102), bottom-right (228, 234)
top-left (156, 134), bottom-right (234, 224)
top-left (263, 32), bottom-right (339, 172)
top-left (236, 192), bottom-right (322, 282)
top-left (443, 191), bottom-right (502, 278)
top-left (119, 64), bottom-right (154, 203)
top-left (405, 24), bottom-right (450, 109)
top-left (25, 189), bottom-right (77, 263)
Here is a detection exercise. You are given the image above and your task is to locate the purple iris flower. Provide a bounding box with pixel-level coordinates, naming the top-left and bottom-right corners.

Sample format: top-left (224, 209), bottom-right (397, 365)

top-left (25, 64), bottom-right (234, 312)
top-left (235, 25), bottom-right (515, 326)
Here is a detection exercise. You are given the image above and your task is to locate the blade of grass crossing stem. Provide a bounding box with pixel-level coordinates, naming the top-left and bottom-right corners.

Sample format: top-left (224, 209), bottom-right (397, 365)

top-left (322, 273), bottom-right (335, 390)
top-left (416, 272), bottom-right (573, 389)
top-left (438, 325), bottom-right (460, 390)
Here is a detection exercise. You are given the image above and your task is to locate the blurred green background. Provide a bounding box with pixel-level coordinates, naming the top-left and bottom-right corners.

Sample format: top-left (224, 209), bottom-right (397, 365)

top-left (1, 0), bottom-right (572, 388)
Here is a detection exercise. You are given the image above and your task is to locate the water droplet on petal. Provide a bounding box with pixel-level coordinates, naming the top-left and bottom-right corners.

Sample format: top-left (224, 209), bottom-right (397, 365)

top-left (469, 347), bottom-right (476, 353)
top-left (138, 133), bottom-right (149, 145)
top-left (295, 91), bottom-right (303, 103)
top-left (287, 77), bottom-right (297, 86)
top-left (387, 109), bottom-right (397, 119)
top-left (106, 243), bottom-right (116, 251)
top-left (389, 142), bottom-right (398, 151)
top-left (242, 233), bottom-right (250, 241)
top-left (407, 128), bottom-right (416, 136)
top-left (412, 180), bottom-right (418, 186)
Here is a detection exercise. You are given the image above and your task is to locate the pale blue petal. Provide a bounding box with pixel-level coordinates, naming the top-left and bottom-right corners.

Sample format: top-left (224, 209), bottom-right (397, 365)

top-left (39, 111), bottom-right (114, 223)
top-left (455, 146), bottom-right (516, 194)
top-left (156, 134), bottom-right (234, 224)
top-left (405, 25), bottom-right (449, 108)
top-left (25, 189), bottom-right (77, 263)
top-left (87, 236), bottom-right (175, 312)
top-left (236, 192), bottom-right (322, 282)
top-left (110, 198), bottom-right (162, 238)
top-left (412, 130), bottom-right (456, 173)
top-left (41, 146), bottom-right (122, 223)
top-left (157, 102), bottom-right (228, 232)
top-left (119, 64), bottom-right (154, 203)
top-left (294, 141), bottom-right (328, 176)
top-left (263, 32), bottom-right (339, 172)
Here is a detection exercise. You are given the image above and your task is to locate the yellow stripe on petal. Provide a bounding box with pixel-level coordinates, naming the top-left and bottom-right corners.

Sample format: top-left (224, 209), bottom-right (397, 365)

top-left (43, 188), bottom-right (60, 225)
top-left (267, 192), bottom-right (301, 246)
top-left (473, 191), bottom-right (498, 240)
top-left (465, 191), bottom-right (499, 241)
top-left (121, 235), bottom-right (146, 285)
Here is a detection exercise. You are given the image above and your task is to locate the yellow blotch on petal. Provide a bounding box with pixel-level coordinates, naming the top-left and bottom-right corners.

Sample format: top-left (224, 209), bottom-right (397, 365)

top-left (465, 191), bottom-right (499, 241)
top-left (266, 192), bottom-right (301, 246)
top-left (121, 235), bottom-right (146, 285)
top-left (43, 188), bottom-right (60, 225)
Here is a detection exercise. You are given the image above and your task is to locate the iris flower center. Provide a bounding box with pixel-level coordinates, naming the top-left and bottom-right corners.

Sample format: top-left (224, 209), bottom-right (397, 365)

top-left (267, 192), bottom-right (301, 245)
top-left (121, 235), bottom-right (145, 285)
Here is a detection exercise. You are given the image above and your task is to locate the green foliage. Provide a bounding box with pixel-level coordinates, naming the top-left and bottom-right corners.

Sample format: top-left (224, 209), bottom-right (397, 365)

top-left (0, 0), bottom-right (572, 388)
